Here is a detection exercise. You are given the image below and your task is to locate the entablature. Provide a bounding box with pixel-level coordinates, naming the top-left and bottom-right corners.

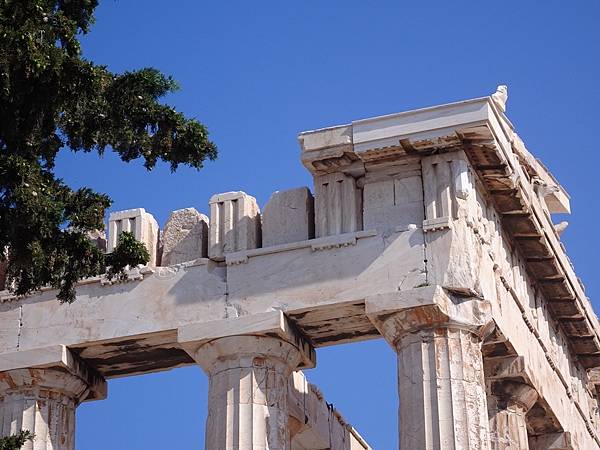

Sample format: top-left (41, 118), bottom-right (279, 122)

top-left (298, 93), bottom-right (598, 371)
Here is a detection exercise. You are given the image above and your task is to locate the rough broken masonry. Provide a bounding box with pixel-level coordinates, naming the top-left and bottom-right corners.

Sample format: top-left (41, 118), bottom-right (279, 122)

top-left (1, 87), bottom-right (599, 450)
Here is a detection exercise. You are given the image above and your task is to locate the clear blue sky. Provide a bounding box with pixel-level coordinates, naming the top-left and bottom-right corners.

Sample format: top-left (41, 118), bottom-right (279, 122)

top-left (54, 1), bottom-right (600, 448)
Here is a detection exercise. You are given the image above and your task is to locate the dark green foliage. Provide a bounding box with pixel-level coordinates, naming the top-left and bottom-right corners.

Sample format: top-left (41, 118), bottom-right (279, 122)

top-left (0, 0), bottom-right (217, 302)
top-left (0, 430), bottom-right (34, 450)
top-left (105, 231), bottom-right (150, 281)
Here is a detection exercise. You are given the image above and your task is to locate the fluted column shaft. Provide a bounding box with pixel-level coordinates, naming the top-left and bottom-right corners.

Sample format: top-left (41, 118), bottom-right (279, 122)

top-left (488, 381), bottom-right (537, 450)
top-left (366, 287), bottom-right (492, 450)
top-left (0, 368), bottom-right (91, 450)
top-left (395, 326), bottom-right (490, 450)
top-left (195, 335), bottom-right (303, 450)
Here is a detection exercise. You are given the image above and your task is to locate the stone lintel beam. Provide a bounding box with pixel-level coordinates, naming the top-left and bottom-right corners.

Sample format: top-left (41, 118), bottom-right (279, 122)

top-left (365, 285), bottom-right (492, 346)
top-left (298, 96), bottom-right (600, 371)
top-left (529, 432), bottom-right (574, 450)
top-left (0, 345), bottom-right (106, 402)
top-left (177, 310), bottom-right (315, 370)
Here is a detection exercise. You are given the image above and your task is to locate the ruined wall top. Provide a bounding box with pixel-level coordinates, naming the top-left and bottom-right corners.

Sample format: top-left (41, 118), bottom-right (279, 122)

top-left (84, 90), bottom-right (593, 365)
top-left (1, 87), bottom-right (598, 378)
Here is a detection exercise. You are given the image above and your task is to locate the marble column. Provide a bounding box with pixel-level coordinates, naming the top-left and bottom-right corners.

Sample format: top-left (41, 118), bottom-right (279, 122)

top-left (488, 381), bottom-right (538, 450)
top-left (0, 368), bottom-right (93, 450)
top-left (194, 335), bottom-right (304, 450)
top-left (396, 326), bottom-right (489, 449)
top-left (367, 286), bottom-right (492, 450)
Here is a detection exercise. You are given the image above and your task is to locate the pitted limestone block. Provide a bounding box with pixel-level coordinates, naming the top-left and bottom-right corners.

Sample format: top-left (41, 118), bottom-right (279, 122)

top-left (209, 191), bottom-right (261, 261)
top-left (108, 208), bottom-right (159, 266)
top-left (161, 208), bottom-right (209, 266)
top-left (314, 172), bottom-right (362, 238)
top-left (262, 187), bottom-right (314, 247)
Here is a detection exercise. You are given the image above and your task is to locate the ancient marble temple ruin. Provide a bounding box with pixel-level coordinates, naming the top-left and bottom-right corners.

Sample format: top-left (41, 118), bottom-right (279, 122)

top-left (1, 88), bottom-right (599, 450)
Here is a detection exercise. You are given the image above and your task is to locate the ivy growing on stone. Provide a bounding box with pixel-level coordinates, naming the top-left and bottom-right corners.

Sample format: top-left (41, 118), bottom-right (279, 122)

top-left (0, 1), bottom-right (217, 303)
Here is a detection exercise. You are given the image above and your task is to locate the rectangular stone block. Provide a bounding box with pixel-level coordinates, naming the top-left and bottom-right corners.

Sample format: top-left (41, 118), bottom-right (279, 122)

top-left (161, 208), bottom-right (209, 266)
top-left (363, 162), bottom-right (423, 231)
top-left (209, 191), bottom-right (261, 261)
top-left (422, 152), bottom-right (473, 231)
top-left (262, 187), bottom-right (314, 247)
top-left (108, 208), bottom-right (159, 266)
top-left (314, 173), bottom-right (362, 237)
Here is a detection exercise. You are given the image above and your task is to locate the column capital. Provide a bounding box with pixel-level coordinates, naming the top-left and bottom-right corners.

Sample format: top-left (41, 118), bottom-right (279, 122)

top-left (178, 310), bottom-right (316, 370)
top-left (0, 350), bottom-right (106, 450)
top-left (366, 285), bottom-right (492, 348)
top-left (0, 345), bottom-right (106, 402)
top-left (193, 335), bottom-right (304, 377)
top-left (484, 355), bottom-right (539, 413)
top-left (0, 368), bottom-right (89, 404)
top-left (490, 380), bottom-right (538, 413)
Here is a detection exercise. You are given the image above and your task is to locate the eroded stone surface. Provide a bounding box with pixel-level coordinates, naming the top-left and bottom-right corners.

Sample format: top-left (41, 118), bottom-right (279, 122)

top-left (161, 207), bottom-right (208, 265)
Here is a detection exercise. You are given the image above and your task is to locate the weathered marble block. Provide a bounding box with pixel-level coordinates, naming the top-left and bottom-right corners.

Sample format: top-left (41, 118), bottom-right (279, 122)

top-left (422, 152), bottom-right (473, 231)
top-left (108, 208), bottom-right (159, 266)
top-left (262, 187), bottom-right (315, 247)
top-left (314, 172), bottom-right (362, 237)
top-left (161, 208), bottom-right (209, 266)
top-left (362, 161), bottom-right (424, 231)
top-left (209, 191), bottom-right (261, 261)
